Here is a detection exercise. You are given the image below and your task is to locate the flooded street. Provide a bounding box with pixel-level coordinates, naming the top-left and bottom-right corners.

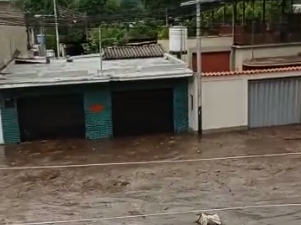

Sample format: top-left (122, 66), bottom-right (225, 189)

top-left (2, 126), bottom-right (301, 224)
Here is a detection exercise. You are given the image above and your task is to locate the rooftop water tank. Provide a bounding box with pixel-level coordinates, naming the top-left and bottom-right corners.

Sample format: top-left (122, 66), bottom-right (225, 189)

top-left (169, 26), bottom-right (188, 54)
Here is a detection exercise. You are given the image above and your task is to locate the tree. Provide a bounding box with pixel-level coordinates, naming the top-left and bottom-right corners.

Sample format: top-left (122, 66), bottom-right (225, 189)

top-left (77, 0), bottom-right (120, 14)
top-left (142, 0), bottom-right (181, 9)
top-left (120, 0), bottom-right (142, 10)
top-left (16, 0), bottom-right (78, 14)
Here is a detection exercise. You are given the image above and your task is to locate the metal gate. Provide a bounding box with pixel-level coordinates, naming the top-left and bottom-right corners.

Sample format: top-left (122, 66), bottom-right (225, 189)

top-left (111, 88), bottom-right (174, 137)
top-left (17, 94), bottom-right (85, 141)
top-left (248, 77), bottom-right (301, 128)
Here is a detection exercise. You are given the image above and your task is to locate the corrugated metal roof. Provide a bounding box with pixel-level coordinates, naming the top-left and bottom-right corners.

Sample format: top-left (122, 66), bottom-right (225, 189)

top-left (102, 44), bottom-right (165, 60)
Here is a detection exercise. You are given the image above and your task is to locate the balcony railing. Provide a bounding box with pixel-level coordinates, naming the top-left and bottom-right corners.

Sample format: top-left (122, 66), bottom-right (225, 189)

top-left (233, 22), bottom-right (301, 45)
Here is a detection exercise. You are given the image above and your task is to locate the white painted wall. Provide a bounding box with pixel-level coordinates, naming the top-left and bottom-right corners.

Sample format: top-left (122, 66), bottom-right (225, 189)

top-left (201, 76), bottom-right (248, 131)
top-left (0, 107), bottom-right (4, 144)
top-left (233, 43), bottom-right (301, 70)
top-left (188, 76), bottom-right (198, 132)
top-left (200, 70), bottom-right (301, 132)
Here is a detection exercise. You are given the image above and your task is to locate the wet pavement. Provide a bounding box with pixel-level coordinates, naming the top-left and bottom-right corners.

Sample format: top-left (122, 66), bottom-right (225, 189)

top-left (2, 125), bottom-right (301, 224)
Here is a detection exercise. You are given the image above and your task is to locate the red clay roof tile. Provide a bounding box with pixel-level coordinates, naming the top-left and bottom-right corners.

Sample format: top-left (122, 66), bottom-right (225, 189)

top-left (202, 66), bottom-right (301, 77)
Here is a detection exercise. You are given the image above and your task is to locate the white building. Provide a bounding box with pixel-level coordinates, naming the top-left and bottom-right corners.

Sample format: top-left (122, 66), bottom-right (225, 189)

top-left (202, 67), bottom-right (301, 132)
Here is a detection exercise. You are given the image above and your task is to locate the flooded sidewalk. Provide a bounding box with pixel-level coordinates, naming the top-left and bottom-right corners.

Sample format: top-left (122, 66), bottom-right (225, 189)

top-left (3, 125), bottom-right (301, 167)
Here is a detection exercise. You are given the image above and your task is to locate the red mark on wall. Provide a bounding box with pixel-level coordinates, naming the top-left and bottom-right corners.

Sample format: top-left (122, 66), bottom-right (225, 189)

top-left (90, 104), bottom-right (104, 112)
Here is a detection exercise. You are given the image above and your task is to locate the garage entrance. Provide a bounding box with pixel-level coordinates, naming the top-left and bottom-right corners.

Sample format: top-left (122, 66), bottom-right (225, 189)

top-left (248, 77), bottom-right (301, 128)
top-left (17, 94), bottom-right (85, 142)
top-left (112, 88), bottom-right (174, 137)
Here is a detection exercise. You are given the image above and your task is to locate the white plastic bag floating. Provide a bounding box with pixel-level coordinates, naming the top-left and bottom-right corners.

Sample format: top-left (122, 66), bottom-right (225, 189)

top-left (194, 212), bottom-right (222, 225)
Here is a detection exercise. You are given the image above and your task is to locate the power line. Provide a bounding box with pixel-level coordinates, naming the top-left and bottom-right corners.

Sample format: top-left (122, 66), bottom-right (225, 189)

top-left (0, 4), bottom-right (220, 23)
top-left (9, 203), bottom-right (301, 225)
top-left (0, 3), bottom-right (233, 27)
top-left (0, 13), bottom-right (229, 27)
top-left (0, 152), bottom-right (300, 171)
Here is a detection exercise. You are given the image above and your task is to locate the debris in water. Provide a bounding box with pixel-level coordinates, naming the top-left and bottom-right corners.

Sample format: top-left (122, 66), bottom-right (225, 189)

top-left (194, 212), bottom-right (222, 225)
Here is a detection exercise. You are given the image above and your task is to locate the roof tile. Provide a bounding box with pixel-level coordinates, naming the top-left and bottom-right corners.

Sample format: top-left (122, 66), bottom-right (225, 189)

top-left (202, 66), bottom-right (301, 77)
top-left (102, 43), bottom-right (165, 60)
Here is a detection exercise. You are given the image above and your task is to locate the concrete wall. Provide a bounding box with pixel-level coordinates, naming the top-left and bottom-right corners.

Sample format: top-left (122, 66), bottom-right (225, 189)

top-left (233, 43), bottom-right (301, 71)
top-left (172, 39), bottom-right (301, 72)
top-left (201, 76), bottom-right (248, 132)
top-left (158, 36), bottom-right (233, 64)
top-left (0, 25), bottom-right (29, 68)
top-left (0, 2), bottom-right (29, 69)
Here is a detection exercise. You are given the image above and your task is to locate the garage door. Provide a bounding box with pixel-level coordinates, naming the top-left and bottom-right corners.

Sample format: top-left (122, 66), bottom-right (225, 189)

top-left (192, 51), bottom-right (230, 73)
top-left (17, 94), bottom-right (85, 142)
top-left (112, 88), bottom-right (174, 137)
top-left (248, 78), bottom-right (301, 128)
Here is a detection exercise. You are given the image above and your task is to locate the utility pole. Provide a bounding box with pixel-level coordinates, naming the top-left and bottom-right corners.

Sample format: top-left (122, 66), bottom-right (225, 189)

top-left (251, 0), bottom-right (255, 60)
top-left (196, 1), bottom-right (201, 106)
top-left (53, 0), bottom-right (60, 58)
top-left (85, 12), bottom-right (88, 41)
top-left (180, 0), bottom-right (202, 133)
top-left (99, 26), bottom-right (103, 73)
top-left (165, 8), bottom-right (169, 27)
top-left (196, 1), bottom-right (202, 133)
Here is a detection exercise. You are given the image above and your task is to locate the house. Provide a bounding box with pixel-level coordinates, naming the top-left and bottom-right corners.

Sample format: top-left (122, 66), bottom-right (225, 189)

top-left (160, 0), bottom-right (301, 73)
top-left (0, 0), bottom-right (31, 69)
top-left (178, 0), bottom-right (301, 133)
top-left (201, 67), bottom-right (301, 132)
top-left (0, 43), bottom-right (195, 144)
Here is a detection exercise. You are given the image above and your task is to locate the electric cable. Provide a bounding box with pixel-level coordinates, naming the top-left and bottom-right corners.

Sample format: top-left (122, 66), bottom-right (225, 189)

top-left (0, 152), bottom-right (300, 171)
top-left (9, 203), bottom-right (301, 225)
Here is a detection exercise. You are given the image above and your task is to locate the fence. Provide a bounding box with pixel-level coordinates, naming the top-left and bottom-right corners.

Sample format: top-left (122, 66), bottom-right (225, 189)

top-left (234, 20), bottom-right (301, 45)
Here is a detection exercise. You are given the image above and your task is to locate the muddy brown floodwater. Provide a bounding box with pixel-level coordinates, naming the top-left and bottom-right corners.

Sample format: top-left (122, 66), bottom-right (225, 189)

top-left (2, 126), bottom-right (301, 224)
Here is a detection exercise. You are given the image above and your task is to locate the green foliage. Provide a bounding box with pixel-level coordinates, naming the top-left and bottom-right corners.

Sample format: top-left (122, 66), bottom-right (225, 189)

top-left (120, 0), bottom-right (142, 10)
top-left (77, 0), bottom-right (120, 14)
top-left (128, 22), bottom-right (157, 38)
top-left (45, 34), bottom-right (56, 51)
top-left (19, 0), bottom-right (287, 51)
top-left (88, 27), bottom-right (127, 51)
top-left (157, 26), bottom-right (168, 39)
top-left (16, 0), bottom-right (78, 14)
top-left (141, 0), bottom-right (182, 9)
top-left (88, 21), bottom-right (159, 52)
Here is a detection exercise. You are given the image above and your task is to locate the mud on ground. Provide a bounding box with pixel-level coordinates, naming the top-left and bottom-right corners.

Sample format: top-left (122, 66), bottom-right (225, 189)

top-left (2, 126), bottom-right (301, 224)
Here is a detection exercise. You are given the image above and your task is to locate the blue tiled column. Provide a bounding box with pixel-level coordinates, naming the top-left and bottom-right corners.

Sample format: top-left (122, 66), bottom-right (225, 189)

top-left (84, 89), bottom-right (113, 139)
top-left (173, 81), bottom-right (188, 133)
top-left (1, 107), bottom-right (20, 144)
